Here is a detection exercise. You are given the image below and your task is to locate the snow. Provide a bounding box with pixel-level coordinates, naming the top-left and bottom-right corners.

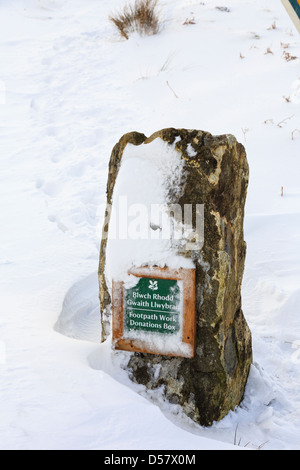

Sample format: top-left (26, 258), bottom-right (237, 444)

top-left (0, 0), bottom-right (300, 450)
top-left (105, 138), bottom-right (192, 283)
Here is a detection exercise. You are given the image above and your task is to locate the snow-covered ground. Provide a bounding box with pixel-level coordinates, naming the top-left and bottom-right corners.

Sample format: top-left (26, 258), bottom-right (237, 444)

top-left (0, 0), bottom-right (300, 450)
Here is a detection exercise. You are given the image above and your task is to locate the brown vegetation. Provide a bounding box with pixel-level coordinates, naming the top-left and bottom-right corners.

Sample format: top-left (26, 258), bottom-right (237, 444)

top-left (109, 0), bottom-right (160, 40)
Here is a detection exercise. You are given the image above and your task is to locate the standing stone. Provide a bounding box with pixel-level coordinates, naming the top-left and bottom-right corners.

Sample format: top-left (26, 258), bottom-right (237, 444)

top-left (99, 128), bottom-right (252, 426)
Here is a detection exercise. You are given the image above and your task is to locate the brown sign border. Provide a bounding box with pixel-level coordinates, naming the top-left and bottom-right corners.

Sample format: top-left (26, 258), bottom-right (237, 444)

top-left (112, 266), bottom-right (196, 358)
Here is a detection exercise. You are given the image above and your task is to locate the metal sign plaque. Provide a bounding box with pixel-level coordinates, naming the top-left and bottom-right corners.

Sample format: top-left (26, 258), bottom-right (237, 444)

top-left (282, 0), bottom-right (300, 33)
top-left (112, 266), bottom-right (196, 358)
top-left (125, 277), bottom-right (181, 335)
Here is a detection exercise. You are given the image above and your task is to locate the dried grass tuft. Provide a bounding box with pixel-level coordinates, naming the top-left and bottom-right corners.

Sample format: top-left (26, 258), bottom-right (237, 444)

top-left (109, 0), bottom-right (160, 40)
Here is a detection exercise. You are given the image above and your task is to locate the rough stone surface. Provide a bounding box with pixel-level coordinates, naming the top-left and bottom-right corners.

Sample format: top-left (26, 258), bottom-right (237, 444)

top-left (99, 128), bottom-right (252, 426)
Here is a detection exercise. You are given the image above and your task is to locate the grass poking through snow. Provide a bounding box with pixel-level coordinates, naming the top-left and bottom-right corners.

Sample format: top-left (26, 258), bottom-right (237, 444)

top-left (109, 0), bottom-right (161, 40)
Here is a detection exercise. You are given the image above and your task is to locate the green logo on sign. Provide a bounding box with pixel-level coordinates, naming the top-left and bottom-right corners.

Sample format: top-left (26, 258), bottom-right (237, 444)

top-left (125, 277), bottom-right (182, 335)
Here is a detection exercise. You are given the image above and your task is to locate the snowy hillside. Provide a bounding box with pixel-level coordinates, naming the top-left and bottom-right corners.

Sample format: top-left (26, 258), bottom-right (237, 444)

top-left (0, 0), bottom-right (300, 450)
